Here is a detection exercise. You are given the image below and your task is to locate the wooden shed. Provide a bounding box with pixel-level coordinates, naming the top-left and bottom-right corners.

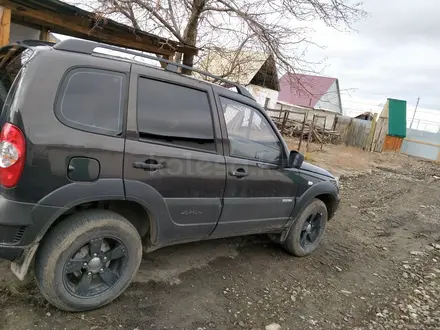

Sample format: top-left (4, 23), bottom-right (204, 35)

top-left (0, 0), bottom-right (197, 58)
top-left (371, 98), bottom-right (407, 152)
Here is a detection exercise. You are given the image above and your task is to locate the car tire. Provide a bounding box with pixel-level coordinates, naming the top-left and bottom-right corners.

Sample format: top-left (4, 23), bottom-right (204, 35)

top-left (35, 209), bottom-right (142, 312)
top-left (283, 198), bottom-right (328, 257)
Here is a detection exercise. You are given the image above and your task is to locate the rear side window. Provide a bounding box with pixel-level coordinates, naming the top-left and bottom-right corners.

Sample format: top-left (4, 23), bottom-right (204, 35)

top-left (136, 78), bottom-right (215, 151)
top-left (55, 68), bottom-right (127, 136)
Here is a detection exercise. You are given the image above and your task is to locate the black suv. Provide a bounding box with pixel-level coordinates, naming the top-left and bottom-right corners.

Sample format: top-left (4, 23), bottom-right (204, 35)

top-left (0, 39), bottom-right (339, 312)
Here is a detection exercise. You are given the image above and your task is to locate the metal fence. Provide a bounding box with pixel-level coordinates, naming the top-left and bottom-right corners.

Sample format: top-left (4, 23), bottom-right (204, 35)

top-left (401, 129), bottom-right (440, 161)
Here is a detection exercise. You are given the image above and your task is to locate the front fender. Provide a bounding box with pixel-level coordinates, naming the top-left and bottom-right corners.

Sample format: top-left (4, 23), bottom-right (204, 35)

top-left (288, 180), bottom-right (339, 227)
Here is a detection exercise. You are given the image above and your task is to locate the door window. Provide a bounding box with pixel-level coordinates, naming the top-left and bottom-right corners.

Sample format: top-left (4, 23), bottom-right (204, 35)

top-left (220, 97), bottom-right (282, 163)
top-left (137, 78), bottom-right (215, 151)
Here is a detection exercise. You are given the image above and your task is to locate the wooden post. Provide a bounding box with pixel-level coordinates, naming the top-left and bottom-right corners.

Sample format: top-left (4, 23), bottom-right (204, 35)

top-left (331, 115), bottom-right (338, 144)
top-left (306, 115), bottom-right (316, 152)
top-left (321, 117), bottom-right (327, 151)
top-left (280, 110), bottom-right (288, 135)
top-left (332, 115), bottom-right (338, 131)
top-left (297, 113), bottom-right (307, 151)
top-left (39, 27), bottom-right (50, 41)
top-left (345, 118), bottom-right (353, 146)
top-left (0, 7), bottom-right (11, 47)
top-left (366, 113), bottom-right (378, 152)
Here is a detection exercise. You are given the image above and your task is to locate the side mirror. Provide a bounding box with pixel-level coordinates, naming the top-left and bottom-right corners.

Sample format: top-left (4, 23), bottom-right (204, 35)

top-left (288, 150), bottom-right (304, 169)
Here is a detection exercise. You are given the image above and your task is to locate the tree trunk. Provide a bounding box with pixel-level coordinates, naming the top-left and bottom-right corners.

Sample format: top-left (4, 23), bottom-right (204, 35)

top-left (181, 0), bottom-right (205, 74)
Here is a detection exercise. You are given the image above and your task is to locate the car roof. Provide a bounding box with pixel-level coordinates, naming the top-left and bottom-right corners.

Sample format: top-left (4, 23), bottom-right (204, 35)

top-left (52, 39), bottom-right (256, 101)
top-left (1, 39), bottom-right (257, 103)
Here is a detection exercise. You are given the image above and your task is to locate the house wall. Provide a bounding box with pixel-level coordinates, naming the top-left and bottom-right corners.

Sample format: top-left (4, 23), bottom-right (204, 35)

top-left (269, 102), bottom-right (337, 129)
top-left (246, 84), bottom-right (279, 109)
top-left (10, 23), bottom-right (40, 43)
top-left (9, 23), bottom-right (58, 44)
top-left (314, 80), bottom-right (342, 114)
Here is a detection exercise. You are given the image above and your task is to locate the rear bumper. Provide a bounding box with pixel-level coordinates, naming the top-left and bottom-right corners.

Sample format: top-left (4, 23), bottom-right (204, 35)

top-left (0, 195), bottom-right (62, 262)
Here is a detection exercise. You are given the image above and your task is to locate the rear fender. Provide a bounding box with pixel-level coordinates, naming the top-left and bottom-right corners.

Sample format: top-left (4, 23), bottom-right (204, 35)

top-left (35, 179), bottom-right (125, 241)
top-left (12, 179), bottom-right (126, 280)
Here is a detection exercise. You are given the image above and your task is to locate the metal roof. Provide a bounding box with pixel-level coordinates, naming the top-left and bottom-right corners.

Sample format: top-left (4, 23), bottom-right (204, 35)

top-left (278, 73), bottom-right (338, 108)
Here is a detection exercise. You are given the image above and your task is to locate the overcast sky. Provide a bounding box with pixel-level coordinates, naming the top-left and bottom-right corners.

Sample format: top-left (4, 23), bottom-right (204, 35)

top-left (61, 0), bottom-right (439, 131)
top-left (306, 0), bottom-right (440, 131)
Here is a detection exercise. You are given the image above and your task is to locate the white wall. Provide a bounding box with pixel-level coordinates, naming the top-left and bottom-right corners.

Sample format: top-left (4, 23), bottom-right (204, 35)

top-left (246, 84), bottom-right (279, 109)
top-left (314, 80), bottom-right (342, 114)
top-left (10, 23), bottom-right (40, 43)
top-left (268, 102), bottom-right (337, 129)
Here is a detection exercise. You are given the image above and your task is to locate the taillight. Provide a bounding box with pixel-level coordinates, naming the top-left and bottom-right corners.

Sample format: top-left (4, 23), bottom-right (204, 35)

top-left (0, 123), bottom-right (25, 188)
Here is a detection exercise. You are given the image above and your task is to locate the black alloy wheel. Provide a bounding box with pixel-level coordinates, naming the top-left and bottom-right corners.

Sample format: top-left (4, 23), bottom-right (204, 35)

top-left (283, 198), bottom-right (328, 257)
top-left (63, 237), bottom-right (128, 298)
top-left (35, 210), bottom-right (142, 311)
top-left (299, 212), bottom-right (323, 249)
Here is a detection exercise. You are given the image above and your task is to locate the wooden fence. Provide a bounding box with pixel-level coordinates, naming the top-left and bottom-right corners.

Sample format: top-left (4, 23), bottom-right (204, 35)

top-left (344, 118), bottom-right (372, 149)
top-left (266, 108), bottom-right (339, 151)
top-left (266, 107), bottom-right (374, 151)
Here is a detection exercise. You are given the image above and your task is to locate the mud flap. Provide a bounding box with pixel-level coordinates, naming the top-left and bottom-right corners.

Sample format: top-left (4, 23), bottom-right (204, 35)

top-left (10, 243), bottom-right (39, 281)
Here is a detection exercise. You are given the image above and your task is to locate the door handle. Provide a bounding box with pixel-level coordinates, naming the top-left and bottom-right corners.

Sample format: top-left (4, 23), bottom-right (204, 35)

top-left (229, 168), bottom-right (248, 178)
top-left (133, 161), bottom-right (165, 171)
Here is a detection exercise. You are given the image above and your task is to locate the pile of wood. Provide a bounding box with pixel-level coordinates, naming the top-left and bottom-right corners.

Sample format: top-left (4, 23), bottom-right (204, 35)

top-left (272, 118), bottom-right (340, 143)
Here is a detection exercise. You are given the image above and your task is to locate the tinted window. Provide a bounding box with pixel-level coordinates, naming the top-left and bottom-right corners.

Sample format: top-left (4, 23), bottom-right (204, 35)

top-left (220, 97), bottom-right (282, 163)
top-left (137, 78), bottom-right (215, 151)
top-left (56, 68), bottom-right (126, 135)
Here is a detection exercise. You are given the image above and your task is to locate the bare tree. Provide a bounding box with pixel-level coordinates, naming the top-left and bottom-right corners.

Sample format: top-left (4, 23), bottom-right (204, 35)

top-left (74, 0), bottom-right (366, 80)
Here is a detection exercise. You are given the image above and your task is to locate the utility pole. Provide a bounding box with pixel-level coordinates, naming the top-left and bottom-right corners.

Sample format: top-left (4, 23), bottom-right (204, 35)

top-left (409, 97), bottom-right (420, 129)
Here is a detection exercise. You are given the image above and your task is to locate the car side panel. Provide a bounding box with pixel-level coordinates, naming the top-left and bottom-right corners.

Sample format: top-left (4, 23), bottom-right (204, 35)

top-left (210, 88), bottom-right (299, 237)
top-left (123, 64), bottom-right (227, 246)
top-left (124, 180), bottom-right (221, 245)
top-left (1, 50), bottom-right (129, 204)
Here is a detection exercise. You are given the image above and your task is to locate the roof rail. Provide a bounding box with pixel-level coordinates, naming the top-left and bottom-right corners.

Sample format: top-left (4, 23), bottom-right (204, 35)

top-left (18, 40), bottom-right (56, 47)
top-left (53, 39), bottom-right (255, 100)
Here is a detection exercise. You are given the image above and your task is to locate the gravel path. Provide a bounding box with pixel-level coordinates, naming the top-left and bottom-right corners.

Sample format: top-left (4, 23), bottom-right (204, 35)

top-left (0, 154), bottom-right (439, 330)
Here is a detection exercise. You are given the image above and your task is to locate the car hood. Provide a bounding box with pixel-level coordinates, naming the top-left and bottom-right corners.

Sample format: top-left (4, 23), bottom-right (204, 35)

top-left (300, 161), bottom-right (334, 178)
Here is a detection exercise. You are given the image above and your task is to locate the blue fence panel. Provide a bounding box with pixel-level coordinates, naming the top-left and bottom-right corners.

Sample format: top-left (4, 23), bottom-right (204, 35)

top-left (401, 140), bottom-right (439, 161)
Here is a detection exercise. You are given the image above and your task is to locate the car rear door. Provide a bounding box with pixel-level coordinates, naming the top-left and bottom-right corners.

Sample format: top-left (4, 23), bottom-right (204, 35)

top-left (211, 90), bottom-right (299, 238)
top-left (123, 64), bottom-right (226, 245)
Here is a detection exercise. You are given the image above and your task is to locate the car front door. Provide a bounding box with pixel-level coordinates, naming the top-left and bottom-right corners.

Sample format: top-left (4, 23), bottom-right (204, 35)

top-left (123, 65), bottom-right (226, 245)
top-left (211, 94), bottom-right (299, 237)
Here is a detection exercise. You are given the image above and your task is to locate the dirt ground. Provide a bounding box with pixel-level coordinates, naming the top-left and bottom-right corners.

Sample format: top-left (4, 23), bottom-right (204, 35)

top-left (1, 143), bottom-right (439, 330)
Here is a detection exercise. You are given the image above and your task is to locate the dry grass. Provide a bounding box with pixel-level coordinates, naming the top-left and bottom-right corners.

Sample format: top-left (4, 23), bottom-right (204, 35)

top-left (284, 137), bottom-right (414, 177)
